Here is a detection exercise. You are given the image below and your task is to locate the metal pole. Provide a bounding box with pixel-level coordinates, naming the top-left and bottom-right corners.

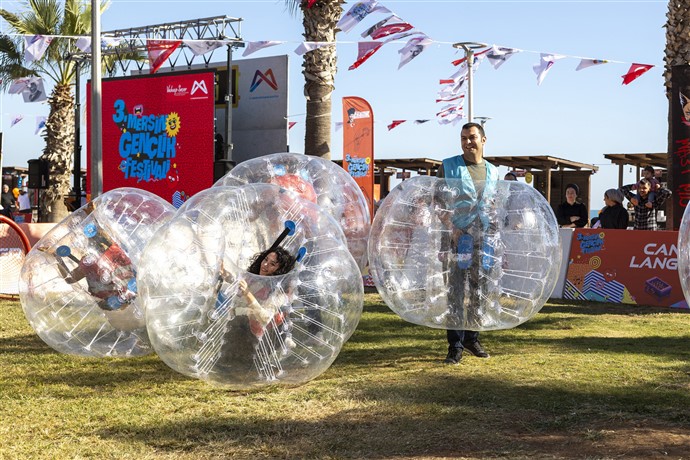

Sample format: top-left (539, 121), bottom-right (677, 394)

top-left (73, 60), bottom-right (81, 206)
top-left (452, 42), bottom-right (487, 124)
top-left (90, 0), bottom-right (102, 199)
top-left (224, 44), bottom-right (234, 170)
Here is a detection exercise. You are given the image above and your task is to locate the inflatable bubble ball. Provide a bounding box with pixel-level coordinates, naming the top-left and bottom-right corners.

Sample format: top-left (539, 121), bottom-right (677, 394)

top-left (368, 176), bottom-right (561, 331)
top-left (138, 183), bottom-right (363, 388)
top-left (19, 188), bottom-right (176, 357)
top-left (214, 152), bottom-right (371, 271)
top-left (676, 206), bottom-right (690, 304)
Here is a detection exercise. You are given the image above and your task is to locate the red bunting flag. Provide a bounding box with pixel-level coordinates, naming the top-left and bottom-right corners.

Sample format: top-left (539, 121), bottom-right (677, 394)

top-left (147, 39), bottom-right (182, 74)
top-left (621, 63), bottom-right (654, 85)
top-left (288, 121), bottom-right (297, 129)
top-left (361, 15), bottom-right (413, 40)
top-left (307, 0), bottom-right (317, 7)
top-left (387, 120), bottom-right (406, 131)
top-left (348, 42), bottom-right (384, 70)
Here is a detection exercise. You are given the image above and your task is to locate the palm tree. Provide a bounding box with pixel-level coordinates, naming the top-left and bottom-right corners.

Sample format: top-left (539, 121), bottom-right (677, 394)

top-left (0, 0), bottom-right (107, 222)
top-left (285, 0), bottom-right (343, 160)
top-left (663, 0), bottom-right (690, 228)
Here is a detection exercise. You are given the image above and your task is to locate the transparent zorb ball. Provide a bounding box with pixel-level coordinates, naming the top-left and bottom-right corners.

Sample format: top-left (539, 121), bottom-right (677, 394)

top-left (139, 184), bottom-right (363, 388)
top-left (368, 176), bottom-right (561, 331)
top-left (215, 152), bottom-right (371, 271)
top-left (19, 188), bottom-right (176, 357)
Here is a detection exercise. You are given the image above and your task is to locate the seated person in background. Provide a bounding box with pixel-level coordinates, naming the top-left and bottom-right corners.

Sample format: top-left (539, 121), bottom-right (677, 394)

top-left (595, 188), bottom-right (629, 229)
top-left (555, 183), bottom-right (588, 228)
top-left (620, 178), bottom-right (671, 231)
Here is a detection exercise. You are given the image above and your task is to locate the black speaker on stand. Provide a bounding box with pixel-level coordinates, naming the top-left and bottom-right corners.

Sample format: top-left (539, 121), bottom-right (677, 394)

top-left (27, 159), bottom-right (48, 189)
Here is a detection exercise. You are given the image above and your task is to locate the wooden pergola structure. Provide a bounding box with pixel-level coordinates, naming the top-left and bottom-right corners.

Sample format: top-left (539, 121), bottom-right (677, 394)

top-left (603, 153), bottom-right (667, 187)
top-left (484, 155), bottom-right (598, 210)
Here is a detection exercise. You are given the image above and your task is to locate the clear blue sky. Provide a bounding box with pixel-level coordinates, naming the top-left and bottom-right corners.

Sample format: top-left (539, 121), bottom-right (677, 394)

top-left (0, 0), bottom-right (669, 212)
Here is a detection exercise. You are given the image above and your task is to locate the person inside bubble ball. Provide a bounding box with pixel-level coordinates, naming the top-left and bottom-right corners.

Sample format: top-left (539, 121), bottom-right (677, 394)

top-left (435, 122), bottom-right (497, 365)
top-left (216, 246), bottom-right (297, 376)
top-left (45, 231), bottom-right (136, 313)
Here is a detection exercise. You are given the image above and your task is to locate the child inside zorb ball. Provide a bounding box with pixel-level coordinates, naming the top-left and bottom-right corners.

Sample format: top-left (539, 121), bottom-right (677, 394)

top-left (19, 189), bottom-right (175, 357)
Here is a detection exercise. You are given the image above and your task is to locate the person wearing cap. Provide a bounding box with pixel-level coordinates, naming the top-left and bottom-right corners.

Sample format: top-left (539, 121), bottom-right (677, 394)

top-left (597, 188), bottom-right (629, 229)
top-left (620, 178), bottom-right (671, 230)
top-left (555, 183), bottom-right (588, 228)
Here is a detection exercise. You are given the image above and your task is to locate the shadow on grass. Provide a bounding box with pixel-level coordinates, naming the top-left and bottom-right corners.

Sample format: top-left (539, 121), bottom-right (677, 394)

top-left (0, 333), bottom-right (56, 355)
top-left (95, 372), bottom-right (690, 459)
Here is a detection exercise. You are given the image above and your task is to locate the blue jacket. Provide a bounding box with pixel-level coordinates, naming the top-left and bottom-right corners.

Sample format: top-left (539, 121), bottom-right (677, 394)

top-left (442, 155), bottom-right (498, 229)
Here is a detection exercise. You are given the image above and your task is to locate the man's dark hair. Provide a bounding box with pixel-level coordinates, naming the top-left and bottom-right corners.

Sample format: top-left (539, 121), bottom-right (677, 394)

top-left (461, 122), bottom-right (485, 137)
top-left (643, 165), bottom-right (655, 173)
top-left (639, 178), bottom-right (651, 187)
top-left (247, 246), bottom-right (296, 276)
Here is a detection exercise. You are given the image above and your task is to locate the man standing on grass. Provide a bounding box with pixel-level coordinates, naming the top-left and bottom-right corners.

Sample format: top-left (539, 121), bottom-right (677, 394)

top-left (435, 122), bottom-right (497, 365)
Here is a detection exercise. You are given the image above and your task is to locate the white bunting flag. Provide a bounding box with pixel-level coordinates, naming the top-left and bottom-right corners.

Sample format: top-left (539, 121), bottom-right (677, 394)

top-left (8, 77), bottom-right (31, 94)
top-left (75, 37), bottom-right (91, 53)
top-left (575, 58), bottom-right (609, 71)
top-left (242, 41), bottom-right (285, 57)
top-left (294, 41), bottom-right (332, 56)
top-left (22, 77), bottom-right (47, 103)
top-left (398, 35), bottom-right (432, 69)
top-left (24, 35), bottom-right (53, 63)
top-left (335, 121), bottom-right (344, 131)
top-left (337, 1), bottom-right (391, 33)
top-left (74, 37), bottom-right (120, 53)
top-left (183, 40), bottom-right (225, 56)
top-left (486, 45), bottom-right (521, 69)
top-left (35, 116), bottom-right (47, 134)
top-left (10, 114), bottom-right (23, 128)
top-left (533, 53), bottom-right (565, 86)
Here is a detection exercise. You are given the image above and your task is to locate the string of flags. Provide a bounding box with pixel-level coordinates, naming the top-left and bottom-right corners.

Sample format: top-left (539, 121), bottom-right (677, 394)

top-left (7, 0), bottom-right (656, 130)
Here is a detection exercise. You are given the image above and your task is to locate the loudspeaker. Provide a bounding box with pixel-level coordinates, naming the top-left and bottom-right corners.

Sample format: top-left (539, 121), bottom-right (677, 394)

top-left (27, 159), bottom-right (48, 189)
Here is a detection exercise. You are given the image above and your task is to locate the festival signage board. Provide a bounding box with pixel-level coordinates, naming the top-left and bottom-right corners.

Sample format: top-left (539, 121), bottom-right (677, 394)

top-left (563, 228), bottom-right (687, 309)
top-left (87, 70), bottom-right (216, 207)
top-left (342, 96), bottom-right (375, 220)
top-left (670, 65), bottom-right (690, 230)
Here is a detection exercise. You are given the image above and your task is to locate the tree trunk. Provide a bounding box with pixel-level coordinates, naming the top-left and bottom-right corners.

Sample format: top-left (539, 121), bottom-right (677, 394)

top-left (40, 83), bottom-right (75, 223)
top-left (301, 0), bottom-right (343, 160)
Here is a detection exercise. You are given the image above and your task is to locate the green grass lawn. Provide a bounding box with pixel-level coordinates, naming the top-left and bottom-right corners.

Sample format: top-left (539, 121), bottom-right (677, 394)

top-left (1, 294), bottom-right (690, 459)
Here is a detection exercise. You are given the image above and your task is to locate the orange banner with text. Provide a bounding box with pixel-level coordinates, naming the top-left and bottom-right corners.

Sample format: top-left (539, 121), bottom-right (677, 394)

top-left (342, 96), bottom-right (374, 221)
top-left (563, 229), bottom-right (687, 309)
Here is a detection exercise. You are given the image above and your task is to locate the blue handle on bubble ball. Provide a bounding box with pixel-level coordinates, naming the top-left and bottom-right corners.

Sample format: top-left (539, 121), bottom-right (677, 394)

top-left (456, 234), bottom-right (473, 270)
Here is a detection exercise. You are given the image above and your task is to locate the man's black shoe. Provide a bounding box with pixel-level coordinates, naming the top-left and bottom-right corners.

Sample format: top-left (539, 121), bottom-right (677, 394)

top-left (463, 340), bottom-right (490, 358)
top-left (444, 347), bottom-right (462, 365)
